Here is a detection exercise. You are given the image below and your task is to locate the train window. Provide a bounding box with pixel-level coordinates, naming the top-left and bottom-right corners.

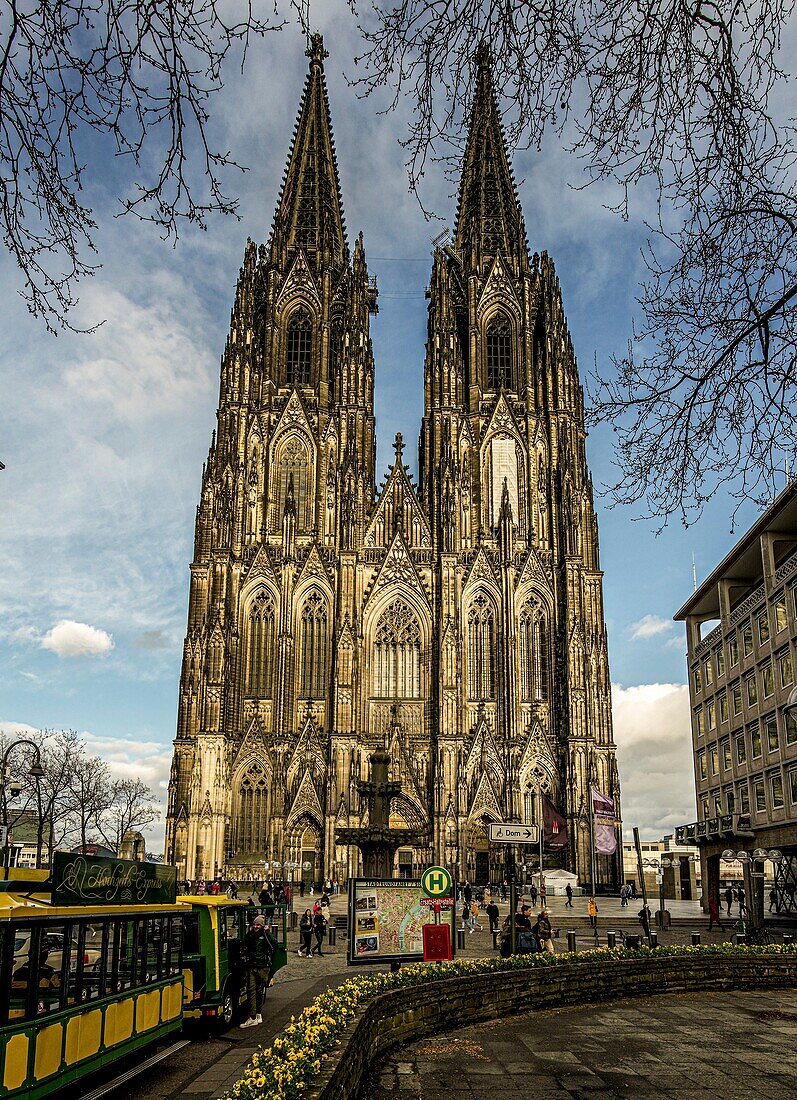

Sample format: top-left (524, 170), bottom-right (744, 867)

top-left (225, 909), bottom-right (240, 942)
top-left (183, 913), bottom-right (201, 955)
top-left (12, 925), bottom-right (64, 1019)
top-left (145, 918), bottom-right (164, 981)
top-left (64, 924), bottom-right (87, 1006)
top-left (118, 922), bottom-right (135, 991)
top-left (168, 917), bottom-right (183, 976)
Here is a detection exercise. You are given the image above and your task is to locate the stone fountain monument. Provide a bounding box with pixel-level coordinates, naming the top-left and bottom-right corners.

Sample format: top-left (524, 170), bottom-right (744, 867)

top-left (336, 746), bottom-right (428, 877)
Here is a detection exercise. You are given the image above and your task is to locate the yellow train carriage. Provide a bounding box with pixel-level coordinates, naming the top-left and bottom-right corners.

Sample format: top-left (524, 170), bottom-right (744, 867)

top-left (0, 859), bottom-right (187, 1099)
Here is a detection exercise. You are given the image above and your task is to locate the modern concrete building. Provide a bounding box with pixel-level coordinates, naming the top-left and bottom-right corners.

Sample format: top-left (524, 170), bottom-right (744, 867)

top-left (675, 480), bottom-right (797, 920)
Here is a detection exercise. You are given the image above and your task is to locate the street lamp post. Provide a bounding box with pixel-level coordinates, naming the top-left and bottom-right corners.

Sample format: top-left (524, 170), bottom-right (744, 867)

top-left (1, 739), bottom-right (45, 876)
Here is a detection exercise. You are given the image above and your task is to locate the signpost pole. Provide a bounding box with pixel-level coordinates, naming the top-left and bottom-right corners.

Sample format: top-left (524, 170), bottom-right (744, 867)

top-left (538, 786), bottom-right (545, 902)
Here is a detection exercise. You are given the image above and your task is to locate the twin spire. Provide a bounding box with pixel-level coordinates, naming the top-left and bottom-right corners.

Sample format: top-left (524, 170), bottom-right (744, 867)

top-left (270, 36), bottom-right (522, 269)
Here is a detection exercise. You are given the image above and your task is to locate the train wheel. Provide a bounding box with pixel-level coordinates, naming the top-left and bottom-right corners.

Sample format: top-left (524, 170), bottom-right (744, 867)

top-left (219, 990), bottom-right (236, 1027)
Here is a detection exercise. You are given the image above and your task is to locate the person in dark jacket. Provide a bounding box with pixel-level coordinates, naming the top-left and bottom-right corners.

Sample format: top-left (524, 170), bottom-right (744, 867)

top-left (565, 883), bottom-right (574, 908)
top-left (239, 915), bottom-right (275, 1028)
top-left (312, 909), bottom-right (328, 956)
top-left (298, 909), bottom-right (313, 957)
top-left (463, 882), bottom-right (473, 905)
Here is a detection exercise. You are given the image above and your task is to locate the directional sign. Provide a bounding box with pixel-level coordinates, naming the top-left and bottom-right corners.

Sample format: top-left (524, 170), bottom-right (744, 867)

top-left (421, 865), bottom-right (452, 898)
top-left (488, 823), bottom-right (539, 844)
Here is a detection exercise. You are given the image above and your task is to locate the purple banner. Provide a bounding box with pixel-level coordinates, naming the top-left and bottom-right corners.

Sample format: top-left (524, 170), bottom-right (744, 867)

top-left (592, 787), bottom-right (617, 855)
top-left (543, 793), bottom-right (569, 851)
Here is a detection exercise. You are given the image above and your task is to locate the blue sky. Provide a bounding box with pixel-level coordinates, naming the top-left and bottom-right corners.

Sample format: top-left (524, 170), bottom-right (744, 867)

top-left (1, 11), bottom-right (785, 846)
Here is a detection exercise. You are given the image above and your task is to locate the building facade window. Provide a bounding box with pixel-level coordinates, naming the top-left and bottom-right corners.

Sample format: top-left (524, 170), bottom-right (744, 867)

top-left (757, 612), bottom-right (770, 645)
top-left (485, 313), bottom-right (514, 391)
top-left (762, 664), bottom-right (774, 697)
top-left (298, 591), bottom-right (328, 699)
top-left (779, 651), bottom-right (793, 687)
top-left (732, 683), bottom-right (742, 714)
top-left (704, 658), bottom-right (714, 687)
top-left (776, 600), bottom-right (788, 632)
top-left (286, 308), bottom-right (313, 386)
top-left (722, 739), bottom-right (731, 771)
top-left (787, 711), bottom-right (797, 745)
top-left (743, 623), bottom-right (754, 657)
top-left (736, 735), bottom-right (747, 765)
top-left (696, 708), bottom-right (706, 736)
top-left (694, 666), bottom-right (702, 694)
top-left (746, 675), bottom-right (758, 707)
top-left (467, 593), bottom-right (497, 700)
top-left (719, 692), bottom-right (729, 723)
top-left (738, 783), bottom-right (750, 814)
top-left (751, 725), bottom-right (762, 758)
top-left (710, 747), bottom-right (719, 775)
top-left (790, 769), bottom-right (797, 805)
top-left (519, 599), bottom-right (549, 702)
top-left (766, 716), bottom-right (779, 753)
top-left (234, 762), bottom-right (269, 854)
top-left (698, 752), bottom-right (707, 780)
top-left (246, 590), bottom-right (276, 697)
top-left (754, 779), bottom-right (766, 812)
top-left (372, 600), bottom-right (422, 699)
top-left (707, 701), bottom-right (716, 730)
top-left (729, 634), bottom-right (739, 666)
top-left (771, 774), bottom-right (785, 808)
top-left (716, 646), bottom-right (725, 678)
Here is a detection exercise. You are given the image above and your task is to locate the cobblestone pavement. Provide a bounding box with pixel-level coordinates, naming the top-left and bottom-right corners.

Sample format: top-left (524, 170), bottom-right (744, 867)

top-left (366, 989), bottom-right (797, 1100)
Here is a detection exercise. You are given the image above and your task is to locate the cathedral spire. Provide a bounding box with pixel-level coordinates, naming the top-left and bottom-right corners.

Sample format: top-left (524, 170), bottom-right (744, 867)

top-left (270, 34), bottom-right (348, 267)
top-left (454, 43), bottom-right (525, 270)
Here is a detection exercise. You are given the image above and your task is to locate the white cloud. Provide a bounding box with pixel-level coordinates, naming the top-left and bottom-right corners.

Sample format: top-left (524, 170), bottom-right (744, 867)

top-left (41, 621), bottom-right (115, 658)
top-left (629, 614), bottom-right (677, 640)
top-left (612, 682), bottom-right (696, 840)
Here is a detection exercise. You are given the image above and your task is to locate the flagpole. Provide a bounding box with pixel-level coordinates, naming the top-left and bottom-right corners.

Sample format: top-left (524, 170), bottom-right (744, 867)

top-left (588, 775), bottom-right (597, 896)
top-left (538, 784), bottom-right (544, 896)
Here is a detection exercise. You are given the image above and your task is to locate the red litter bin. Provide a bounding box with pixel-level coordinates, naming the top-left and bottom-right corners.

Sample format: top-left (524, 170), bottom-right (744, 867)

top-left (423, 922), bottom-right (453, 962)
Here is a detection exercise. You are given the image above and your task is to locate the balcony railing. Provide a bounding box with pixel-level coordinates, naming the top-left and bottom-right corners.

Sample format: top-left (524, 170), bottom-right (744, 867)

top-left (675, 814), bottom-right (754, 845)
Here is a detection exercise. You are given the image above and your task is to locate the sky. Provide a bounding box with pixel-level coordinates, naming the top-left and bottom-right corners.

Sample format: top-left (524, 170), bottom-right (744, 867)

top-left (1, 4), bottom-right (786, 851)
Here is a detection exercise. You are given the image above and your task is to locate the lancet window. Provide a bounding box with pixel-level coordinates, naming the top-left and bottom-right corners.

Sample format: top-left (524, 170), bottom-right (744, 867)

top-left (467, 593), bottom-right (497, 700)
top-left (299, 591), bottom-right (328, 699)
top-left (519, 599), bottom-right (549, 702)
top-left (485, 313), bottom-right (514, 391)
top-left (373, 600), bottom-right (422, 698)
top-left (234, 762), bottom-right (269, 854)
top-left (246, 591), bottom-right (276, 697)
top-left (286, 308), bottom-right (313, 386)
top-left (275, 435), bottom-right (312, 533)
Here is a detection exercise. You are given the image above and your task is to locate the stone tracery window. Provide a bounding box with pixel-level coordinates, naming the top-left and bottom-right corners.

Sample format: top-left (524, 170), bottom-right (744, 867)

top-left (519, 599), bottom-right (549, 702)
top-left (286, 308), bottom-right (313, 386)
top-left (246, 590), bottom-right (275, 697)
top-left (275, 434), bottom-right (312, 534)
top-left (467, 592), bottom-right (496, 700)
top-left (373, 600), bottom-right (422, 698)
top-left (234, 761), bottom-right (269, 854)
top-left (485, 312), bottom-right (514, 391)
top-left (299, 591), bottom-right (328, 699)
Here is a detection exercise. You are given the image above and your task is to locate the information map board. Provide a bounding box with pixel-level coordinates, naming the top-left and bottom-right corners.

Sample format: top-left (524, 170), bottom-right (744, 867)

top-left (347, 877), bottom-right (457, 966)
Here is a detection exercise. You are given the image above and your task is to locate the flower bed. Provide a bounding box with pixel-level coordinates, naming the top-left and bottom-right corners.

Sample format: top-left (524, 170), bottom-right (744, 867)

top-left (223, 944), bottom-right (797, 1100)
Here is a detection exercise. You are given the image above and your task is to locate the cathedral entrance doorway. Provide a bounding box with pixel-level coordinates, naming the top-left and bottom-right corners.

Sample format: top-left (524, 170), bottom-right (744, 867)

top-left (475, 851), bottom-right (490, 885)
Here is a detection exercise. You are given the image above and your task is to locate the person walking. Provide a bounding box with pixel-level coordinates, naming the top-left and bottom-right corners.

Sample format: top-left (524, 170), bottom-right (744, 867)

top-left (298, 909), bottom-right (313, 957)
top-left (533, 908), bottom-right (555, 954)
top-left (724, 886), bottom-right (733, 914)
top-left (529, 882), bottom-right (538, 908)
top-left (708, 896), bottom-right (725, 931)
top-left (514, 905), bottom-right (536, 954)
top-left (463, 882), bottom-right (473, 906)
top-left (565, 882), bottom-right (574, 908)
top-left (539, 880), bottom-right (547, 907)
top-left (638, 904), bottom-right (652, 939)
top-left (769, 888), bottom-right (778, 913)
top-left (486, 899), bottom-right (500, 941)
top-left (737, 885), bottom-right (746, 915)
top-left (469, 900), bottom-right (482, 931)
top-left (312, 908), bottom-right (328, 956)
top-left (239, 915), bottom-right (275, 1028)
top-left (461, 900), bottom-right (471, 932)
top-left (619, 884), bottom-right (628, 907)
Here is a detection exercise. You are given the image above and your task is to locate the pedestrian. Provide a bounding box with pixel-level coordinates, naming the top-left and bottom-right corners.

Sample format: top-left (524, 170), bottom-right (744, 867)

top-left (312, 908), bottom-right (328, 956)
top-left (638, 904), bottom-right (652, 939)
top-left (708, 897), bottom-right (725, 931)
top-left (724, 886), bottom-right (733, 914)
top-left (333, 876), bottom-right (339, 895)
top-left (228, 880), bottom-right (238, 899)
top-left (533, 908), bottom-right (555, 954)
top-left (298, 909), bottom-right (313, 957)
top-left (588, 896), bottom-right (598, 930)
top-left (469, 900), bottom-right (482, 931)
top-left (619, 884), bottom-right (628, 907)
top-left (320, 890), bottom-right (331, 909)
top-left (464, 881), bottom-right (473, 905)
top-left (529, 882), bottom-right (538, 907)
top-left (259, 883), bottom-right (273, 908)
top-left (299, 879), bottom-right (305, 898)
top-left (737, 886), bottom-right (746, 914)
top-left (514, 905), bottom-right (536, 954)
top-left (211, 880), bottom-right (221, 896)
top-left (769, 888), bottom-right (778, 913)
top-left (501, 880), bottom-right (507, 902)
top-left (239, 914), bottom-right (275, 1028)
top-left (539, 880), bottom-right (547, 906)
top-left (461, 900), bottom-right (471, 931)
top-left (565, 882), bottom-right (574, 908)
top-left (486, 899), bottom-right (500, 939)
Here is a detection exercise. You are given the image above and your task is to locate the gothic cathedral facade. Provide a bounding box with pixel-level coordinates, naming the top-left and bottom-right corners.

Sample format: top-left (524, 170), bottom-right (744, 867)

top-left (165, 37), bottom-right (622, 889)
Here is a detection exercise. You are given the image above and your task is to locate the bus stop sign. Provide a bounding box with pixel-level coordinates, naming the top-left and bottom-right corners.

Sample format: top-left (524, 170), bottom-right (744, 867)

top-left (421, 866), bottom-right (452, 899)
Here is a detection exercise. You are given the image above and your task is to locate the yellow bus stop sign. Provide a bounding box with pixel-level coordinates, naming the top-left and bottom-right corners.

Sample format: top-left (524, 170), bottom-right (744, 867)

top-left (421, 866), bottom-right (452, 899)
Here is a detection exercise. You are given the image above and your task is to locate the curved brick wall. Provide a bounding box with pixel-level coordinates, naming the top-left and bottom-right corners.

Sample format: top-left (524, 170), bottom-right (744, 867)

top-left (308, 953), bottom-right (797, 1099)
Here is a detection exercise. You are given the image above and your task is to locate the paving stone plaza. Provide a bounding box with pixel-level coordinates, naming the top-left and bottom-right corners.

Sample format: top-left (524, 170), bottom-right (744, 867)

top-left (368, 989), bottom-right (797, 1099)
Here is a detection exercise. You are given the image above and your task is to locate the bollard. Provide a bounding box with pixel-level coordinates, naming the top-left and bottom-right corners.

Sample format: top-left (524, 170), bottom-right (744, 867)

top-left (649, 931), bottom-right (658, 948)
top-left (328, 925), bottom-right (337, 947)
top-left (606, 931), bottom-right (616, 949)
top-left (691, 931), bottom-right (701, 946)
top-left (456, 928), bottom-right (466, 950)
top-left (567, 930), bottom-right (577, 953)
top-left (491, 930), bottom-right (499, 951)
top-left (784, 934), bottom-right (793, 946)
top-left (290, 911), bottom-right (298, 932)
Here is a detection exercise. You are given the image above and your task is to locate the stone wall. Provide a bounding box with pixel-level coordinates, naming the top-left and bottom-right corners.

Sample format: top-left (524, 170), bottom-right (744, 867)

top-left (308, 953), bottom-right (797, 1099)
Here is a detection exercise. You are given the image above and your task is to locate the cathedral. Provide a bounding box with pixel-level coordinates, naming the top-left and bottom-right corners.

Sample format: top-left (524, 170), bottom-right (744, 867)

top-left (165, 36), bottom-right (622, 890)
